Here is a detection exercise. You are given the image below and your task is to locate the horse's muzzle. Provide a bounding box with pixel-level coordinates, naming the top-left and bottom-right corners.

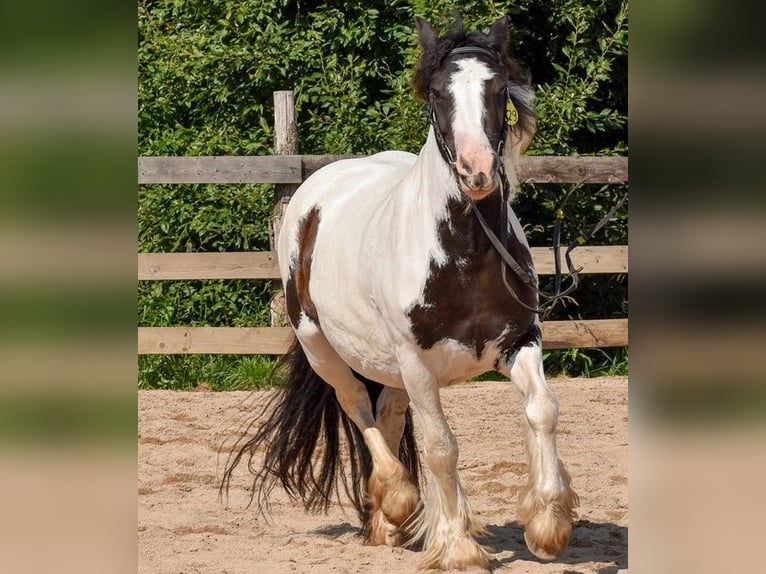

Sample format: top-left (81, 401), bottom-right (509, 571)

top-left (459, 171), bottom-right (500, 200)
top-left (456, 149), bottom-right (499, 199)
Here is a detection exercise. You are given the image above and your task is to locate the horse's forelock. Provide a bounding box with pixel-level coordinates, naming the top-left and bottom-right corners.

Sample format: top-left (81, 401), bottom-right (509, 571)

top-left (412, 20), bottom-right (532, 105)
top-left (412, 22), bottom-right (466, 100)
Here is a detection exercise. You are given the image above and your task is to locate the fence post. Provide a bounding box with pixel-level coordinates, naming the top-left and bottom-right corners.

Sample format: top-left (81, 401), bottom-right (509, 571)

top-left (269, 90), bottom-right (299, 328)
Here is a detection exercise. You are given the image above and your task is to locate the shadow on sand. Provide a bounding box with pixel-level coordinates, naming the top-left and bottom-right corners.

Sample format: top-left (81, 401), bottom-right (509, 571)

top-left (480, 519), bottom-right (627, 573)
top-left (311, 521), bottom-right (360, 538)
top-left (311, 518), bottom-right (627, 573)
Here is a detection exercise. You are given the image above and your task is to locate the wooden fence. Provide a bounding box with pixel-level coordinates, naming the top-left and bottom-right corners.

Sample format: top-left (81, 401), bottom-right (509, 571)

top-left (138, 92), bottom-right (628, 355)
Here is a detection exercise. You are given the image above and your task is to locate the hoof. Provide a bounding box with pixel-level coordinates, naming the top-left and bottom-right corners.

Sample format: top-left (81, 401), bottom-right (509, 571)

top-left (365, 509), bottom-right (388, 546)
top-left (365, 509), bottom-right (407, 547)
top-left (419, 535), bottom-right (490, 572)
top-left (518, 464), bottom-right (579, 561)
top-left (521, 501), bottom-right (575, 561)
top-left (524, 530), bottom-right (566, 561)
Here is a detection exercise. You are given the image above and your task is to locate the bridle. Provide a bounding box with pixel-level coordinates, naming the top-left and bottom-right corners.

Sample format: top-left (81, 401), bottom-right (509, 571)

top-left (427, 45), bottom-right (509, 167)
top-left (427, 45), bottom-right (627, 318)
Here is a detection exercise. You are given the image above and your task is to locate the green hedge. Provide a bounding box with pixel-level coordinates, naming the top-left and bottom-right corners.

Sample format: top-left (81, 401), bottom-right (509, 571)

top-left (138, 0), bottom-right (628, 387)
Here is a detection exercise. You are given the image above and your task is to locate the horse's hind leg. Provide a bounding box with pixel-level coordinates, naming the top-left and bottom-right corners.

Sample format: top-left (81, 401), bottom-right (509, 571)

top-left (501, 337), bottom-right (579, 560)
top-left (366, 386), bottom-right (418, 546)
top-left (326, 370), bottom-right (420, 546)
top-left (298, 331), bottom-right (419, 545)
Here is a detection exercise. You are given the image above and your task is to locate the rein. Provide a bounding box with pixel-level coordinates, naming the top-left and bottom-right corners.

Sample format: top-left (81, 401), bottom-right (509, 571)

top-left (427, 46), bottom-right (627, 318)
top-left (467, 180), bottom-right (627, 318)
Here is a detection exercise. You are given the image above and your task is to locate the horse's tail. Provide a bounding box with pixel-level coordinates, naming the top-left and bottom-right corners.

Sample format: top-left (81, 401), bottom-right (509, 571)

top-left (220, 338), bottom-right (421, 534)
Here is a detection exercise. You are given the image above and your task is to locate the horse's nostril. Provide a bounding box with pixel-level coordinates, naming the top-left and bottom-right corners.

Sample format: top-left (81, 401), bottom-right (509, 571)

top-left (460, 172), bottom-right (491, 191)
top-left (458, 156), bottom-right (473, 175)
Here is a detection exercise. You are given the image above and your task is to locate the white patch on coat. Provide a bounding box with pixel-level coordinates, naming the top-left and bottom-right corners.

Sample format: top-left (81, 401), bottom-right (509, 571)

top-left (449, 58), bottom-right (494, 139)
top-left (418, 332), bottom-right (511, 388)
top-left (449, 58), bottom-right (496, 179)
top-left (277, 132), bottom-right (461, 388)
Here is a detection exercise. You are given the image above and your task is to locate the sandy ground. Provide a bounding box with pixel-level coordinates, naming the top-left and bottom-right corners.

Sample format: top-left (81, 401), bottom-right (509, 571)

top-left (138, 377), bottom-right (627, 573)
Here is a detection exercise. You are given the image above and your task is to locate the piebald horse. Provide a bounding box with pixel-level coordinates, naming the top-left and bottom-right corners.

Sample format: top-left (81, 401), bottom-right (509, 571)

top-left (223, 16), bottom-right (578, 571)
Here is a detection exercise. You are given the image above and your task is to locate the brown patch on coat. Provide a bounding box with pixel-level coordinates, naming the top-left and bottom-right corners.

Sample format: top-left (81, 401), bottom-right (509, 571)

top-left (407, 192), bottom-right (538, 360)
top-left (285, 207), bottom-right (321, 327)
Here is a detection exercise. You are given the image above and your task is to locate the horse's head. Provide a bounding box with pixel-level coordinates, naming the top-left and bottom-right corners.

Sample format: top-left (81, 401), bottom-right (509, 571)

top-left (414, 16), bottom-right (536, 201)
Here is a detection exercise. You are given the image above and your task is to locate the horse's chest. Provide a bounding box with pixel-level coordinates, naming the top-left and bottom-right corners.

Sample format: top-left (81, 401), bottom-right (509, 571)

top-left (406, 250), bottom-right (536, 361)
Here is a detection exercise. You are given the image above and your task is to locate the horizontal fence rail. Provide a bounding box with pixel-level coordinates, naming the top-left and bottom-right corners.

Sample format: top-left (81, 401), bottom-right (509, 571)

top-left (138, 252), bottom-right (280, 280)
top-left (139, 155), bottom-right (628, 185)
top-left (138, 319), bottom-right (628, 355)
top-left (138, 155), bottom-right (303, 184)
top-left (138, 152), bottom-right (628, 355)
top-left (138, 246), bottom-right (627, 281)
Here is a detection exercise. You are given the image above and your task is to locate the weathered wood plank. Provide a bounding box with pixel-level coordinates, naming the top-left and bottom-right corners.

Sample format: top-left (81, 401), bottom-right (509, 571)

top-left (519, 156), bottom-right (628, 183)
top-left (541, 318), bottom-right (628, 349)
top-left (138, 252), bottom-right (279, 280)
top-left (300, 154), bottom-right (360, 178)
top-left (138, 156), bottom-right (303, 184)
top-left (531, 245), bottom-right (628, 275)
top-left (137, 319), bottom-right (627, 355)
top-left (138, 155), bottom-right (628, 184)
top-left (138, 327), bottom-right (294, 355)
top-left (137, 246), bottom-right (627, 280)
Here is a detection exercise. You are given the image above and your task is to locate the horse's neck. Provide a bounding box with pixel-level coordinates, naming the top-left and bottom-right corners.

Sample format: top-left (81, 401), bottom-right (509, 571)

top-left (406, 129), bottom-right (505, 256)
top-left (405, 129), bottom-right (461, 215)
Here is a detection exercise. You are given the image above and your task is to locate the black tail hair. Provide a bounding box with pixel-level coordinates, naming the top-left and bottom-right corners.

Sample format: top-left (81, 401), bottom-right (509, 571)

top-left (220, 338), bottom-right (421, 535)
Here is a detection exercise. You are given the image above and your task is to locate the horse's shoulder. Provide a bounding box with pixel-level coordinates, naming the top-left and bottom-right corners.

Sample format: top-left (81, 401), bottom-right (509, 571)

top-left (333, 151), bottom-right (417, 178)
top-left (366, 150), bottom-right (418, 166)
top-left (302, 151), bottom-right (416, 191)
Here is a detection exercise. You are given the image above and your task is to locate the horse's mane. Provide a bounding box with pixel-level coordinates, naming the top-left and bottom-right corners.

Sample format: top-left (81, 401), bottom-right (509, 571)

top-left (412, 17), bottom-right (535, 140)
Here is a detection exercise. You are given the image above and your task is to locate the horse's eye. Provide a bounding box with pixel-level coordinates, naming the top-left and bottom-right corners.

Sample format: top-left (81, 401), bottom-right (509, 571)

top-left (431, 89), bottom-right (442, 100)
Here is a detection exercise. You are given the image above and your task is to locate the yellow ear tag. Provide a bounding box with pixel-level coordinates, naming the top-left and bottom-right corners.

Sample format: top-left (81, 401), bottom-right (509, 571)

top-left (507, 99), bottom-right (519, 126)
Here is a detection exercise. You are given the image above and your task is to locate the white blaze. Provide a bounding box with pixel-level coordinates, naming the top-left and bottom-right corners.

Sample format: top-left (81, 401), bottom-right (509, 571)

top-left (448, 58), bottom-right (496, 185)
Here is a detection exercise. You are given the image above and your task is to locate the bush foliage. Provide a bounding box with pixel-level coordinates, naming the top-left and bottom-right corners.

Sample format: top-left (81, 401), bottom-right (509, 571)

top-left (138, 0), bottom-right (628, 387)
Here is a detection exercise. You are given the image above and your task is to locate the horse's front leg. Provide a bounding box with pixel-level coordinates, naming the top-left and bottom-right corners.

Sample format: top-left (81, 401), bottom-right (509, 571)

top-left (500, 336), bottom-right (579, 560)
top-left (400, 351), bottom-right (490, 571)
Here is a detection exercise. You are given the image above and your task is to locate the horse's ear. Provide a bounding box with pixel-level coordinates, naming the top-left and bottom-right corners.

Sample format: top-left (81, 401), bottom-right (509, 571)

top-left (488, 16), bottom-right (510, 53)
top-left (415, 16), bottom-right (437, 49)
